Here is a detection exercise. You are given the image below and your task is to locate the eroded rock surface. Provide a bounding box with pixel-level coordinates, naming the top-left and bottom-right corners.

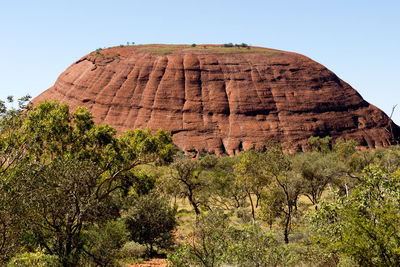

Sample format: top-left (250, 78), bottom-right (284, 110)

top-left (33, 45), bottom-right (400, 154)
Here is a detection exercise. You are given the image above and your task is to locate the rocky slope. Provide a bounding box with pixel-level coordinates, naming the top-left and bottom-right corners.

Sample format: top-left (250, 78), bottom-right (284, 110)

top-left (33, 44), bottom-right (400, 154)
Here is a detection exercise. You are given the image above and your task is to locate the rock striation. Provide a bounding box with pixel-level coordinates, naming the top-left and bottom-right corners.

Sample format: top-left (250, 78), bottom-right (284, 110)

top-left (33, 44), bottom-right (400, 155)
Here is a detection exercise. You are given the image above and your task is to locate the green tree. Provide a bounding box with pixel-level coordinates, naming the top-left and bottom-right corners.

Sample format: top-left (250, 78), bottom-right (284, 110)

top-left (308, 136), bottom-right (332, 153)
top-left (263, 143), bottom-right (302, 243)
top-left (372, 145), bottom-right (400, 173)
top-left (234, 149), bottom-right (270, 223)
top-left (124, 192), bottom-right (177, 256)
top-left (0, 96), bottom-right (31, 263)
top-left (167, 155), bottom-right (216, 218)
top-left (168, 211), bottom-right (230, 267)
top-left (15, 159), bottom-right (120, 266)
top-left (310, 165), bottom-right (400, 266)
top-left (207, 155), bottom-right (247, 211)
top-left (0, 100), bottom-right (175, 266)
top-left (168, 211), bottom-right (292, 267)
top-left (260, 186), bottom-right (285, 229)
top-left (223, 224), bottom-right (285, 267)
top-left (331, 137), bottom-right (362, 196)
top-left (82, 219), bottom-right (128, 266)
top-left (292, 152), bottom-right (339, 209)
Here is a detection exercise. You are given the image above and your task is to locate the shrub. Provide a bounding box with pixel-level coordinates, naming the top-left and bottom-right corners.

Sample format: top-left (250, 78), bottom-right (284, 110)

top-left (120, 241), bottom-right (147, 259)
top-left (167, 211), bottom-right (230, 266)
top-left (8, 252), bottom-right (60, 267)
top-left (191, 43), bottom-right (196, 47)
top-left (167, 211), bottom-right (293, 266)
top-left (125, 192), bottom-right (177, 255)
top-left (309, 165), bottom-right (400, 266)
top-left (83, 220), bottom-right (128, 266)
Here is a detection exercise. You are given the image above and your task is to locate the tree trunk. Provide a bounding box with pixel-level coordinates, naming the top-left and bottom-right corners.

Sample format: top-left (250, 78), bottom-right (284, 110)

top-left (187, 188), bottom-right (200, 217)
top-left (189, 196), bottom-right (200, 217)
top-left (247, 190), bottom-right (255, 224)
top-left (284, 205), bottom-right (291, 244)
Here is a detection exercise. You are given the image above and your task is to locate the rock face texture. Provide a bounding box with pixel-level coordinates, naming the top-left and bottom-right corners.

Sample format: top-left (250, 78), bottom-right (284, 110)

top-left (33, 45), bottom-right (400, 154)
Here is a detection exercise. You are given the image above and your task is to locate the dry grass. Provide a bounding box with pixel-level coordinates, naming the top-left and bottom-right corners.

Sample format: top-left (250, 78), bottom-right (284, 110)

top-left (130, 44), bottom-right (283, 55)
top-left (183, 46), bottom-right (282, 54)
top-left (135, 45), bottom-right (189, 55)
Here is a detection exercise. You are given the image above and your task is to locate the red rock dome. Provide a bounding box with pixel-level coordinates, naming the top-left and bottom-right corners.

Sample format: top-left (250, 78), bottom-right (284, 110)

top-left (33, 44), bottom-right (399, 154)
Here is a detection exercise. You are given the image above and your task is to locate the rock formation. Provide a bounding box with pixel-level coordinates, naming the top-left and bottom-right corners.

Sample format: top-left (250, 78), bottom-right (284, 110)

top-left (33, 44), bottom-right (400, 155)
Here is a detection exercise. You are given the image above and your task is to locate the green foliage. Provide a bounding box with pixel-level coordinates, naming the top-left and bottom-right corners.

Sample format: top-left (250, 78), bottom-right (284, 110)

top-left (372, 145), bottom-right (400, 173)
top-left (7, 251), bottom-right (60, 267)
top-left (309, 136), bottom-right (332, 153)
top-left (83, 219), bottom-right (128, 266)
top-left (120, 241), bottom-right (147, 259)
top-left (260, 186), bottom-right (286, 228)
top-left (207, 155), bottom-right (248, 211)
top-left (15, 159), bottom-right (119, 266)
top-left (262, 143), bottom-right (302, 243)
top-left (125, 192), bottom-right (177, 255)
top-left (168, 211), bottom-right (231, 266)
top-left (166, 156), bottom-right (217, 217)
top-left (168, 211), bottom-right (302, 266)
top-left (292, 151), bottom-right (341, 207)
top-left (0, 99), bottom-right (175, 265)
top-left (234, 149), bottom-right (271, 222)
top-left (5, 96), bottom-right (400, 266)
top-left (224, 225), bottom-right (282, 266)
top-left (333, 138), bottom-right (357, 160)
top-left (222, 43), bottom-right (249, 49)
top-left (310, 165), bottom-right (400, 266)
top-left (0, 96), bottom-right (31, 263)
top-left (126, 170), bottom-right (157, 197)
top-left (20, 101), bottom-right (174, 201)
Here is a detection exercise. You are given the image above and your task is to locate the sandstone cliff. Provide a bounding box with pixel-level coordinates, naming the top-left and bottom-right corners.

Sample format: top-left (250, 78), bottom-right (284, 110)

top-left (33, 44), bottom-right (400, 154)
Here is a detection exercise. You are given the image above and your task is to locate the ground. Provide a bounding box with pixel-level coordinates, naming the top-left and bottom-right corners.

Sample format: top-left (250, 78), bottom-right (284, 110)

top-left (127, 258), bottom-right (166, 267)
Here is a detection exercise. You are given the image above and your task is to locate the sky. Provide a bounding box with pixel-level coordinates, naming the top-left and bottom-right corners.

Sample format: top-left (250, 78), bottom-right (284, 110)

top-left (1, 0), bottom-right (399, 122)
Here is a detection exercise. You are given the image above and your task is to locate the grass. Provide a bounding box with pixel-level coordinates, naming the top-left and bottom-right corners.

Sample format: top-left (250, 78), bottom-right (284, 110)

top-left (126, 44), bottom-right (283, 55)
top-left (135, 45), bottom-right (190, 55)
top-left (183, 46), bottom-right (282, 54)
top-left (174, 198), bottom-right (197, 238)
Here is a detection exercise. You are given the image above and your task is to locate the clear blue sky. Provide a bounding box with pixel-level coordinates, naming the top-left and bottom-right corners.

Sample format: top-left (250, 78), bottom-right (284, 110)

top-left (1, 0), bottom-right (399, 123)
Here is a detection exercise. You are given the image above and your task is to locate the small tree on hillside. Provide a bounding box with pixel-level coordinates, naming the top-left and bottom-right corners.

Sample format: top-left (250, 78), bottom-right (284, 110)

top-left (167, 155), bottom-right (217, 219)
top-left (263, 143), bottom-right (302, 243)
top-left (234, 149), bottom-right (271, 223)
top-left (125, 193), bottom-right (177, 256)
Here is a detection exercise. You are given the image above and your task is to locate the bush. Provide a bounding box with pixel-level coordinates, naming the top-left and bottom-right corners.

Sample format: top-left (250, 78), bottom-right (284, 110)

top-left (224, 225), bottom-right (282, 266)
top-left (8, 252), bottom-right (60, 267)
top-left (191, 43), bottom-right (196, 47)
top-left (168, 211), bottom-right (301, 266)
top-left (168, 211), bottom-right (230, 266)
top-left (120, 241), bottom-right (147, 259)
top-left (125, 192), bottom-right (177, 256)
top-left (309, 165), bottom-right (400, 266)
top-left (83, 219), bottom-right (128, 266)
